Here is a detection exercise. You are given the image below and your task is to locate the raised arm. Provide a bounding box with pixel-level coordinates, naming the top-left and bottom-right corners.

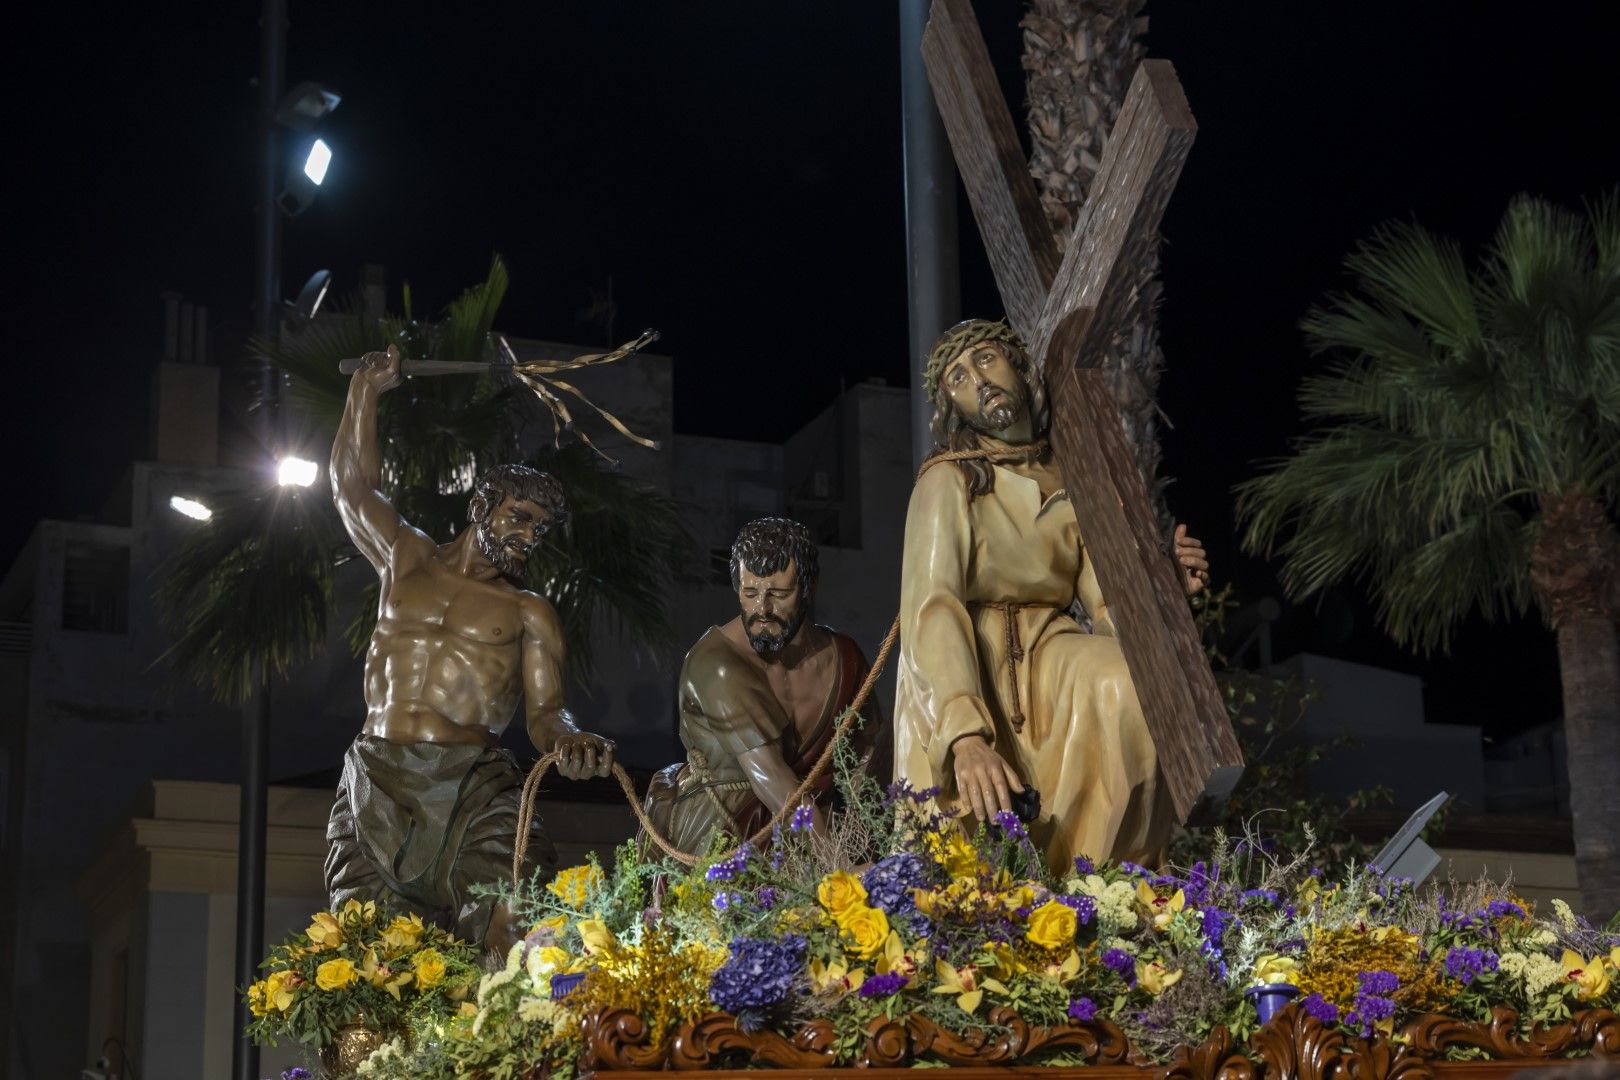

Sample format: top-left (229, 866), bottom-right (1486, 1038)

top-left (331, 346), bottom-right (408, 572)
top-left (521, 593), bottom-right (614, 779)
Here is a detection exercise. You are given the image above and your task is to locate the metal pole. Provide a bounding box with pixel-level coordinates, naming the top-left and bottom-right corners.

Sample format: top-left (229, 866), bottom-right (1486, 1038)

top-left (900, 0), bottom-right (960, 472)
top-left (235, 0), bottom-right (284, 1076)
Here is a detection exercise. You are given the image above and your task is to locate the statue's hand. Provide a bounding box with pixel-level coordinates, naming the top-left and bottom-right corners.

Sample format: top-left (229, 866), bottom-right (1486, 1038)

top-left (950, 733), bottom-right (1024, 824)
top-left (357, 344), bottom-right (403, 394)
top-left (552, 729), bottom-right (616, 780)
top-left (1174, 523), bottom-right (1211, 596)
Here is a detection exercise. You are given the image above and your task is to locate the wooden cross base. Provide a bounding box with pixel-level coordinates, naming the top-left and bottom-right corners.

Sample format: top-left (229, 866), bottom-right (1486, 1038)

top-left (572, 1003), bottom-right (1620, 1076)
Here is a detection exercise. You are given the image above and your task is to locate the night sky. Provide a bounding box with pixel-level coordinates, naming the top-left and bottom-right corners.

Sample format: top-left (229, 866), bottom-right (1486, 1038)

top-left (10, 2), bottom-right (1616, 739)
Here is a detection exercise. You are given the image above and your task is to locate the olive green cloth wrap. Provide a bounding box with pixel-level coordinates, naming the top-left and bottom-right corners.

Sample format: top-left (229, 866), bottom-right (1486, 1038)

top-left (325, 734), bottom-right (557, 942)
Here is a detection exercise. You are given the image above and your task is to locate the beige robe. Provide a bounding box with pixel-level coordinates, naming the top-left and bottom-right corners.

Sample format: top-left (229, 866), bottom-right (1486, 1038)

top-left (893, 458), bottom-right (1173, 870)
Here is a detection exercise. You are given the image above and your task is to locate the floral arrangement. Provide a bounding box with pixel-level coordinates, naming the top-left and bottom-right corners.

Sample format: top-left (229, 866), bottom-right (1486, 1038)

top-left (336, 773), bottom-right (1619, 1079)
top-left (244, 898), bottom-right (482, 1050)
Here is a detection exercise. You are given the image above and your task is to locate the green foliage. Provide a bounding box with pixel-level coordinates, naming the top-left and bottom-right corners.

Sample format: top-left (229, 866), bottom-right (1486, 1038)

top-left (1236, 192), bottom-right (1620, 653)
top-left (1170, 585), bottom-right (1392, 877)
top-left (159, 256), bottom-right (694, 701)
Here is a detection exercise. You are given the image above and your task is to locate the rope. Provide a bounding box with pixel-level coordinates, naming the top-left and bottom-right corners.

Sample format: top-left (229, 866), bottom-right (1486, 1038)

top-left (510, 439), bottom-right (1048, 880)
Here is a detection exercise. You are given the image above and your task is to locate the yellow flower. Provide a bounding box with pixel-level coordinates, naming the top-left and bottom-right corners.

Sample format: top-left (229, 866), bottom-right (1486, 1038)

top-left (264, 969), bottom-right (301, 1011)
top-left (928, 830), bottom-right (982, 879)
top-left (808, 956), bottom-right (867, 994)
top-left (1369, 925), bottom-right (1421, 953)
top-left (547, 863), bottom-right (604, 908)
top-left (380, 914), bottom-right (425, 952)
top-left (874, 931), bottom-right (923, 977)
top-left (1252, 953), bottom-right (1299, 987)
top-left (306, 911), bottom-right (344, 951)
top-left (360, 947), bottom-right (415, 1001)
top-left (457, 1001), bottom-right (479, 1019)
top-left (817, 871), bottom-right (869, 922)
top-left (1560, 950), bottom-right (1611, 1001)
top-left (246, 980), bottom-right (270, 1017)
top-left (577, 918), bottom-right (616, 955)
top-left (840, 905), bottom-right (891, 960)
top-left (931, 958), bottom-right (1008, 1014)
top-left (1137, 960), bottom-right (1182, 996)
top-left (1135, 880), bottom-right (1186, 931)
top-left (412, 948), bottom-right (447, 990)
top-left (1042, 949), bottom-right (1081, 983)
top-left (340, 898), bottom-right (377, 925)
top-left (315, 957), bottom-right (359, 991)
top-left (531, 914), bottom-right (568, 938)
top-left (1026, 899), bottom-right (1079, 950)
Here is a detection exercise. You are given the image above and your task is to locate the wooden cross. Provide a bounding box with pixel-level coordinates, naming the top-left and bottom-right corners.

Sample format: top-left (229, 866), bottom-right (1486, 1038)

top-left (922, 0), bottom-right (1243, 824)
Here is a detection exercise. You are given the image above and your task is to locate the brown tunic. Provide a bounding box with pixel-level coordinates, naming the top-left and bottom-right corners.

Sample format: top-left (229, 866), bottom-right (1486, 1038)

top-left (642, 626), bottom-right (889, 855)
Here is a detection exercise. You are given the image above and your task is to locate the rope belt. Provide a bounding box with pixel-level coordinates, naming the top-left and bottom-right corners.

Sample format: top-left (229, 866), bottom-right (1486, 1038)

top-left (971, 600), bottom-right (1030, 734)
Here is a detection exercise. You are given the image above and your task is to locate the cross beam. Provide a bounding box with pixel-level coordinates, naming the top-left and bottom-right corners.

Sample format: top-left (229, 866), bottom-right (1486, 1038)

top-left (923, 0), bottom-right (1243, 823)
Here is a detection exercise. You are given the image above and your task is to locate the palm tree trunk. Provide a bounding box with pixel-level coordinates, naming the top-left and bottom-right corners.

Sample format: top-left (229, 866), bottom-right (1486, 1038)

top-left (1533, 491), bottom-right (1620, 921)
top-left (1022, 0), bottom-right (1172, 533)
top-left (1554, 613), bottom-right (1620, 921)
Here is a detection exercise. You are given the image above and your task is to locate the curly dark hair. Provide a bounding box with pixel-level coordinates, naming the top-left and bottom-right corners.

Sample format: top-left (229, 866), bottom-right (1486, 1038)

top-left (468, 464), bottom-right (570, 527)
top-left (926, 327), bottom-right (1050, 500)
top-left (728, 517), bottom-right (819, 602)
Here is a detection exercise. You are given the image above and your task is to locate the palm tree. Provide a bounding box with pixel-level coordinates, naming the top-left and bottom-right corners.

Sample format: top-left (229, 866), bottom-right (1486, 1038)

top-left (159, 255), bottom-right (693, 700)
top-left (1021, 0), bottom-right (1171, 527)
top-left (1236, 193), bottom-right (1620, 918)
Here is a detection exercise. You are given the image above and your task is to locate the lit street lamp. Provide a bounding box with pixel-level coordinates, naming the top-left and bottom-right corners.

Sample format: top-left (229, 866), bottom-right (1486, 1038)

top-left (169, 495), bottom-right (213, 521)
top-left (276, 455), bottom-right (319, 488)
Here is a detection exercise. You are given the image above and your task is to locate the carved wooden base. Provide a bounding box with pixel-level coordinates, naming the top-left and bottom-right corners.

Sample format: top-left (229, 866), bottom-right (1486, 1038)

top-left (572, 1003), bottom-right (1619, 1078)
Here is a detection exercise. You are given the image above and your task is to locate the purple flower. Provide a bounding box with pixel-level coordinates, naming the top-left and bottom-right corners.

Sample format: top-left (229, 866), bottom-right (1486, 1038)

top-left (1119, 861), bottom-right (1150, 878)
top-left (1201, 907), bottom-right (1236, 948)
top-left (992, 810), bottom-right (1027, 838)
top-left (903, 910), bottom-right (933, 938)
top-left (281, 1070), bottom-right (312, 1080)
top-left (1357, 970), bottom-right (1399, 997)
top-left (712, 891), bottom-right (735, 912)
top-left (1183, 861), bottom-right (1217, 906)
top-left (756, 886), bottom-right (778, 910)
top-left (1102, 948), bottom-right (1136, 987)
top-left (1240, 888), bottom-right (1281, 907)
top-left (1073, 855), bottom-right (1095, 875)
top-left (1443, 947), bottom-right (1499, 986)
top-left (1299, 993), bottom-right (1339, 1024)
top-left (1068, 996), bottom-right (1097, 1022)
top-left (1057, 894), bottom-right (1097, 925)
top-left (885, 780), bottom-right (940, 806)
top-left (1483, 899), bottom-right (1526, 920)
top-left (790, 804), bottom-right (814, 831)
top-left (862, 853), bottom-right (928, 916)
top-left (858, 972), bottom-right (909, 998)
top-left (709, 935), bottom-right (806, 1013)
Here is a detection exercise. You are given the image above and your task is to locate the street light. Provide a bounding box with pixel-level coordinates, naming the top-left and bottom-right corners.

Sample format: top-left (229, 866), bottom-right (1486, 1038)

top-left (276, 456), bottom-right (319, 487)
top-left (273, 80), bottom-right (341, 217)
top-left (302, 138), bottom-right (332, 185)
top-left (169, 495), bottom-right (213, 521)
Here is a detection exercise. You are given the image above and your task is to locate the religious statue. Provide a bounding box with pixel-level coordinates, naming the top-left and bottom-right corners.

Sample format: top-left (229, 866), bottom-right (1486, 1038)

top-left (894, 320), bottom-right (1210, 870)
top-left (325, 345), bottom-right (616, 945)
top-left (643, 518), bottom-right (891, 852)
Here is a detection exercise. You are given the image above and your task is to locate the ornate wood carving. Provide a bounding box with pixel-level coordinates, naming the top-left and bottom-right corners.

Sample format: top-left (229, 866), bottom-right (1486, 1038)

top-left (573, 1003), bottom-right (1620, 1075)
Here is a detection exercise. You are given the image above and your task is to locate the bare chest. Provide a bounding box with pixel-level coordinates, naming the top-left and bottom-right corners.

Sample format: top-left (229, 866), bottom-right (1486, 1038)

top-left (761, 650), bottom-right (839, 737)
top-left (383, 563), bottom-right (522, 646)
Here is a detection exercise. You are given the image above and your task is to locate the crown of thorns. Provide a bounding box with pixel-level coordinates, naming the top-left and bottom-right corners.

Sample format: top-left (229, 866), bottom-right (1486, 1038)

top-left (922, 319), bottom-right (1027, 397)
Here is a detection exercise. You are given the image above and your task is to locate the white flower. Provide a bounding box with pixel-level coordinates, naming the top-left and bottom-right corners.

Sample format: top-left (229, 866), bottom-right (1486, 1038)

top-left (1501, 951), bottom-right (1563, 997)
top-left (1551, 899), bottom-right (1578, 932)
top-left (504, 940), bottom-right (526, 974)
top-left (517, 995), bottom-right (556, 1023)
top-left (1073, 875), bottom-right (1139, 932)
top-left (476, 967), bottom-right (517, 1008)
top-left (1530, 928), bottom-right (1558, 947)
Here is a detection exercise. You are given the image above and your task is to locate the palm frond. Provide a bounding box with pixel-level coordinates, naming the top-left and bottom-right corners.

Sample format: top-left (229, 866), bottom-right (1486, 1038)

top-left (155, 486), bottom-right (342, 703)
top-left (1238, 192), bottom-right (1620, 654)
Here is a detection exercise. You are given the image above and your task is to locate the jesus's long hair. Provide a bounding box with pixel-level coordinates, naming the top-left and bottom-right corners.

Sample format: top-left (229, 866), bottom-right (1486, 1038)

top-left (927, 341), bottom-right (1051, 500)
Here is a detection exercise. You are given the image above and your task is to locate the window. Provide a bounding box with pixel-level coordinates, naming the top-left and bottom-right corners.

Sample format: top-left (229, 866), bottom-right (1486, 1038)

top-left (61, 542), bottom-right (129, 633)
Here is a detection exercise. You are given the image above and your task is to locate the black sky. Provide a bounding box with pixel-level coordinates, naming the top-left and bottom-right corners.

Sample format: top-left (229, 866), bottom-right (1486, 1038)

top-left (9, 2), bottom-right (1617, 738)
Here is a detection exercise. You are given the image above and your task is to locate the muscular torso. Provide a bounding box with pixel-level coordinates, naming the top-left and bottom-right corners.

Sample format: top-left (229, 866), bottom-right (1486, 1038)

top-left (362, 553), bottom-right (526, 746)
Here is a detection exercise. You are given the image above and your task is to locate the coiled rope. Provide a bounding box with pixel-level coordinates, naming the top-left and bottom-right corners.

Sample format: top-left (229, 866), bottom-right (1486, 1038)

top-left (511, 440), bottom-right (1049, 880)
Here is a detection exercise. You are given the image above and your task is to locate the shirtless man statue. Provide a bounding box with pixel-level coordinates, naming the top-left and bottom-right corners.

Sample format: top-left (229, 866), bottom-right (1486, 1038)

top-left (643, 518), bottom-right (890, 853)
top-left (325, 345), bottom-right (615, 945)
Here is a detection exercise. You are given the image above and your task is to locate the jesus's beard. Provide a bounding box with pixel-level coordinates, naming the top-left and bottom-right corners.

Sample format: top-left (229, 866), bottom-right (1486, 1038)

top-left (976, 384), bottom-right (1024, 433)
top-left (477, 521), bottom-right (533, 578)
top-left (745, 609), bottom-right (806, 657)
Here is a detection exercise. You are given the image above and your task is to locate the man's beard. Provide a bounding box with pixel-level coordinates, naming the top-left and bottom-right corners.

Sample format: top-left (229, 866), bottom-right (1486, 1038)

top-left (477, 521), bottom-right (532, 578)
top-left (976, 382), bottom-right (1025, 433)
top-left (745, 609), bottom-right (806, 657)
